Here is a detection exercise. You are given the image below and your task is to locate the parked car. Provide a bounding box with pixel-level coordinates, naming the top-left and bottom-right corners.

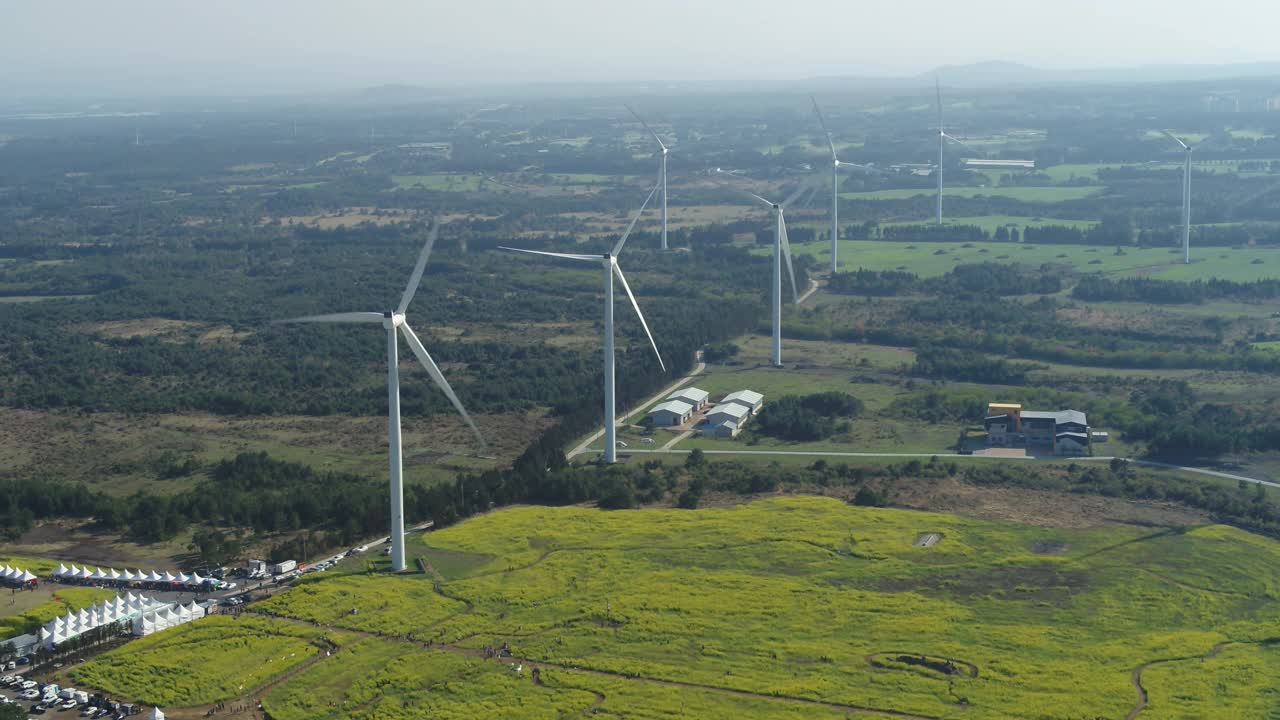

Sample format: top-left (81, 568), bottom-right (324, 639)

top-left (30, 703), bottom-right (48, 715)
top-left (62, 699), bottom-right (79, 710)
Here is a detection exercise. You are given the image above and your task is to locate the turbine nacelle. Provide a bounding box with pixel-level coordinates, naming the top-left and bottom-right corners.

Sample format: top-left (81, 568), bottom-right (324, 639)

top-left (382, 312), bottom-right (406, 329)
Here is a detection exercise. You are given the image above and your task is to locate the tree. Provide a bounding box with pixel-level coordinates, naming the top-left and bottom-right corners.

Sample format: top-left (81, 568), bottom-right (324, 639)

top-left (0, 703), bottom-right (24, 720)
top-left (685, 449), bottom-right (706, 469)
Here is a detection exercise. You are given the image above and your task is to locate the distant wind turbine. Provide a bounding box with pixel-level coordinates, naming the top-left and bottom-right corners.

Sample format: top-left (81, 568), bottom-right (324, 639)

top-left (503, 184), bottom-right (665, 464)
top-left (811, 96), bottom-right (883, 273)
top-left (1162, 130), bottom-right (1194, 264)
top-left (278, 221), bottom-right (485, 572)
top-left (626, 105), bottom-right (670, 250)
top-left (716, 170), bottom-right (806, 367)
top-left (934, 77), bottom-right (972, 225)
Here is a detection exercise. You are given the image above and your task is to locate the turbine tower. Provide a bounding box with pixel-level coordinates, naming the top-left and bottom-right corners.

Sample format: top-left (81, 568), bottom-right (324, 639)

top-left (626, 105), bottom-right (670, 251)
top-left (278, 221), bottom-right (485, 572)
top-left (811, 96), bottom-right (882, 273)
top-left (716, 171), bottom-right (804, 367)
top-left (503, 185), bottom-right (665, 463)
top-left (1163, 130), bottom-right (1194, 264)
top-left (933, 77), bottom-right (970, 225)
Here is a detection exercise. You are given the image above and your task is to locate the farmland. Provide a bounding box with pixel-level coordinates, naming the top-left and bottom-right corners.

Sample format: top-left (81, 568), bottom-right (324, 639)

top-left (839, 186), bottom-right (1102, 202)
top-left (779, 238), bottom-right (1280, 280)
top-left (71, 497), bottom-right (1280, 719)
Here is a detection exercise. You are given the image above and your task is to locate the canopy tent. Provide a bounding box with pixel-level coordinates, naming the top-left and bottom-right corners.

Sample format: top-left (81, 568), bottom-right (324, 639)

top-left (161, 571), bottom-right (177, 583)
top-left (18, 571), bottom-right (36, 583)
top-left (55, 564), bottom-right (69, 576)
top-left (152, 707), bottom-right (166, 720)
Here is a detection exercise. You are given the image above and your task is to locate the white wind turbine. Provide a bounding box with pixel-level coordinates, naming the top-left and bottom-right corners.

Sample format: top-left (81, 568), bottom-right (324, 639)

top-left (626, 105), bottom-right (670, 251)
top-left (502, 185), bottom-right (665, 464)
top-left (279, 221), bottom-right (485, 572)
top-left (716, 170), bottom-right (805, 367)
top-left (933, 77), bottom-right (971, 225)
top-left (1163, 130), bottom-right (1194, 264)
top-left (811, 95), bottom-right (882, 273)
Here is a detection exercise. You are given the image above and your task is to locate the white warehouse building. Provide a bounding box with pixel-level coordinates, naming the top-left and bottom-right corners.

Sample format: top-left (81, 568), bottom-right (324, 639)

top-left (665, 387), bottom-right (710, 410)
top-left (648, 399), bottom-right (694, 427)
top-left (721, 389), bottom-right (764, 414)
top-left (703, 402), bottom-right (751, 437)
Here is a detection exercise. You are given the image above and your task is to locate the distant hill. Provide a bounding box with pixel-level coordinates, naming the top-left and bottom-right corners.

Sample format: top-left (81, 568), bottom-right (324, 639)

top-left (815, 60), bottom-right (1280, 89)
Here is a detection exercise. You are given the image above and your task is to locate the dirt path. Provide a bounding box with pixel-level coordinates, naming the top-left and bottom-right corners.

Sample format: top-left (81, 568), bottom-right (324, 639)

top-left (243, 612), bottom-right (945, 720)
top-left (1127, 642), bottom-right (1232, 720)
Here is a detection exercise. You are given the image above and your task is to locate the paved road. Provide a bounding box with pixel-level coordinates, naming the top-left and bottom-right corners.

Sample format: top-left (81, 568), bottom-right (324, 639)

top-left (567, 357), bottom-right (708, 460)
top-left (797, 278), bottom-right (820, 305)
top-left (610, 448), bottom-right (1280, 489)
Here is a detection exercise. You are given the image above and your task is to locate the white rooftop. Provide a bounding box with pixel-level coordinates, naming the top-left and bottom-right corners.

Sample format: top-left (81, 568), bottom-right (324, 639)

top-left (666, 387), bottom-right (710, 404)
top-left (706, 403), bottom-right (750, 421)
top-left (650, 400), bottom-right (694, 416)
top-left (722, 389), bottom-right (764, 406)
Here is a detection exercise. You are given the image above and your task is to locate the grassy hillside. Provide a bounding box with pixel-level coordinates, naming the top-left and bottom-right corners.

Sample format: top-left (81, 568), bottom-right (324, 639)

top-left (70, 497), bottom-right (1280, 719)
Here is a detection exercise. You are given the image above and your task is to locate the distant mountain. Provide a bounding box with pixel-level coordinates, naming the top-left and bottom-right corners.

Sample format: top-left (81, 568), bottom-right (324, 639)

top-left (815, 60), bottom-right (1280, 89)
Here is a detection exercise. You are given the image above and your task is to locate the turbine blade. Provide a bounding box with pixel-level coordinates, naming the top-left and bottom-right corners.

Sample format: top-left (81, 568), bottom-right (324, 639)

top-left (399, 322), bottom-right (486, 448)
top-left (612, 182), bottom-right (660, 256)
top-left (625, 104), bottom-right (667, 152)
top-left (838, 161), bottom-right (887, 175)
top-left (779, 216), bottom-right (799, 303)
top-left (935, 75), bottom-right (943, 130)
top-left (276, 312), bottom-right (384, 324)
top-left (746, 191), bottom-right (776, 208)
top-left (942, 133), bottom-right (975, 151)
top-left (499, 246), bottom-right (600, 262)
top-left (397, 219), bottom-right (440, 314)
top-left (1161, 129), bottom-right (1190, 150)
top-left (810, 95), bottom-right (838, 158)
top-left (612, 263), bottom-right (665, 372)
top-left (781, 182), bottom-right (810, 209)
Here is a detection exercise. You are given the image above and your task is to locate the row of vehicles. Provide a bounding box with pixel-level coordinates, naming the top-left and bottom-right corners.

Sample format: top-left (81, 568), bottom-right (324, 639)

top-left (1, 675), bottom-right (137, 716)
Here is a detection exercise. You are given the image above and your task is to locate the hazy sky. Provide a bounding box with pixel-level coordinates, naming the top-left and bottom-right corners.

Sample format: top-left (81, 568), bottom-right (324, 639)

top-left (5, 0), bottom-right (1279, 97)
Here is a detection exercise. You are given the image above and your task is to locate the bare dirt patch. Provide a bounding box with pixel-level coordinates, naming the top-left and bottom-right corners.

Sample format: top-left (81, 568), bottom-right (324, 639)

top-left (913, 532), bottom-right (943, 548)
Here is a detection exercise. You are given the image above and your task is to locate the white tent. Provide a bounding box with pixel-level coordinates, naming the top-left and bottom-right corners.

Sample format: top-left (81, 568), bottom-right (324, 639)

top-left (75, 567), bottom-right (92, 580)
top-left (176, 572), bottom-right (190, 584)
top-left (108, 568), bottom-right (122, 581)
top-left (90, 568), bottom-right (107, 581)
top-left (19, 571), bottom-right (36, 583)
top-left (189, 572), bottom-right (205, 585)
top-left (55, 563), bottom-right (69, 577)
top-left (152, 706), bottom-right (165, 720)
top-left (122, 569), bottom-right (135, 581)
top-left (161, 571), bottom-right (177, 583)
top-left (146, 571), bottom-right (163, 582)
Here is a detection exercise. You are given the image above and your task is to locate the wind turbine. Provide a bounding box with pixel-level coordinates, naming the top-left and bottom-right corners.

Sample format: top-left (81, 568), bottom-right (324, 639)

top-left (933, 77), bottom-right (971, 225)
top-left (811, 96), bottom-right (882, 273)
top-left (1163, 130), bottom-right (1194, 264)
top-left (278, 221), bottom-right (485, 572)
top-left (715, 170), bottom-right (805, 367)
top-left (502, 184), bottom-right (665, 464)
top-left (626, 105), bottom-right (670, 251)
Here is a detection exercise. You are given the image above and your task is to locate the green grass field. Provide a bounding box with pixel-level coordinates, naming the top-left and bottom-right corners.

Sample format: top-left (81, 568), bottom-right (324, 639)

top-left (0, 587), bottom-right (116, 640)
top-left (70, 615), bottom-right (341, 706)
top-left (882, 215), bottom-right (1097, 234)
top-left (390, 174), bottom-right (491, 192)
top-left (840, 186), bottom-right (1102, 202)
top-left (194, 497), bottom-right (1280, 719)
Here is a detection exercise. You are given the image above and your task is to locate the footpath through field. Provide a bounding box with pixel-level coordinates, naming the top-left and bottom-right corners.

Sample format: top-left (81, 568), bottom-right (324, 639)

top-left (243, 611), bottom-right (945, 720)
